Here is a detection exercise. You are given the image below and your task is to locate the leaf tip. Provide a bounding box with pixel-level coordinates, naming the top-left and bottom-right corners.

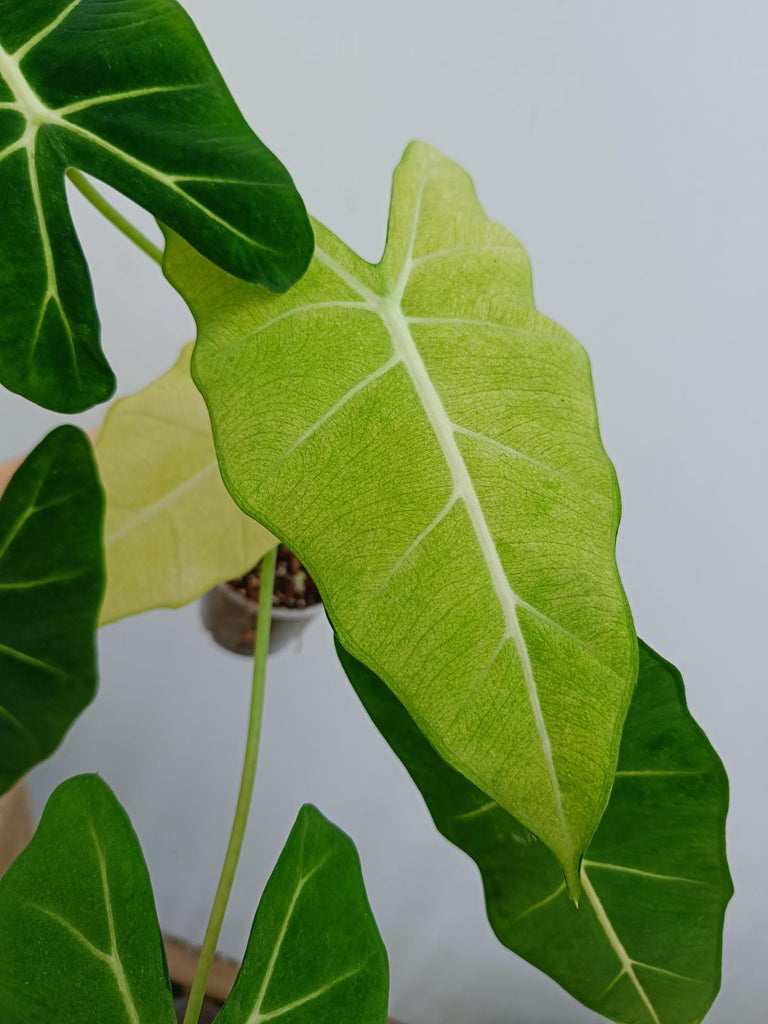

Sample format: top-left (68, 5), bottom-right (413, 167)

top-left (564, 858), bottom-right (582, 906)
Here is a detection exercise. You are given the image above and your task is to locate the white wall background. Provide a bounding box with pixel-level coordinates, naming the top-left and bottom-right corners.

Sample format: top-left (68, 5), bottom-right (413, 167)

top-left (1, 1), bottom-right (765, 1020)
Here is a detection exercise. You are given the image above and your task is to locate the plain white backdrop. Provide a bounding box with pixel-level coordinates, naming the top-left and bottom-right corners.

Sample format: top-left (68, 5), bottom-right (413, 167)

top-left (1, 1), bottom-right (765, 1020)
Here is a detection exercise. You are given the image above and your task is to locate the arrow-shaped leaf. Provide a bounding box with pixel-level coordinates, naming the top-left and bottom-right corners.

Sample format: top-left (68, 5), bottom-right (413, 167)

top-left (0, 0), bottom-right (312, 412)
top-left (0, 774), bottom-right (176, 1023)
top-left (0, 784), bottom-right (388, 1024)
top-left (0, 426), bottom-right (103, 796)
top-left (339, 639), bottom-right (732, 1024)
top-left (166, 141), bottom-right (637, 891)
top-left (96, 343), bottom-right (275, 625)
top-left (217, 805), bottom-right (389, 1024)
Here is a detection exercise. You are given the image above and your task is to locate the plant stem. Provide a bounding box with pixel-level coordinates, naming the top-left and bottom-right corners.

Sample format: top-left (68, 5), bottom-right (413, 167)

top-left (66, 168), bottom-right (164, 266)
top-left (182, 546), bottom-right (279, 1024)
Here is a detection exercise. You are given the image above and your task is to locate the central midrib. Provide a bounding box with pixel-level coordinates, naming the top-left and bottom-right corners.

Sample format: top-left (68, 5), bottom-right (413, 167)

top-left (92, 827), bottom-right (143, 1024)
top-left (580, 867), bottom-right (661, 1023)
top-left (0, 39), bottom-right (80, 370)
top-left (0, 44), bottom-right (50, 126)
top-left (379, 296), bottom-right (567, 834)
top-left (246, 856), bottom-right (329, 1024)
top-left (315, 223), bottom-right (568, 849)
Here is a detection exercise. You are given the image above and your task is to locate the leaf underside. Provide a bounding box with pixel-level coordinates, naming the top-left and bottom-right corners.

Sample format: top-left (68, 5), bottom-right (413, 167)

top-left (0, 426), bottom-right (103, 795)
top-left (166, 141), bottom-right (637, 890)
top-left (97, 343), bottom-right (275, 625)
top-left (0, 775), bottom-right (175, 1023)
top-left (340, 639), bottom-right (732, 1024)
top-left (216, 805), bottom-right (389, 1024)
top-left (0, 0), bottom-right (312, 412)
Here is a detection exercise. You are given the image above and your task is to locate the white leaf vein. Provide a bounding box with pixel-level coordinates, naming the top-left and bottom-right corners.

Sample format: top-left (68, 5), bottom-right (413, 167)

top-left (245, 854), bottom-right (331, 1023)
top-left (281, 355), bottom-right (401, 460)
top-left (583, 859), bottom-right (707, 887)
top-left (0, 641), bottom-right (68, 678)
top-left (13, 0), bottom-right (82, 62)
top-left (514, 882), bottom-right (566, 922)
top-left (581, 865), bottom-right (706, 1023)
top-left (30, 824), bottom-right (143, 1024)
top-left (104, 461), bottom-right (219, 548)
top-left (313, 174), bottom-right (570, 854)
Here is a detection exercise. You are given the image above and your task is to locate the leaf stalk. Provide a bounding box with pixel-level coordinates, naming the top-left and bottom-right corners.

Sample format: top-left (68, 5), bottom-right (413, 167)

top-left (66, 168), bottom-right (164, 266)
top-left (182, 545), bottom-right (278, 1024)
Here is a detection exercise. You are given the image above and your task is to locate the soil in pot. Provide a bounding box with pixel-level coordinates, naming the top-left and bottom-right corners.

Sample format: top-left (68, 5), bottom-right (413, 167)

top-left (201, 546), bottom-right (323, 656)
top-left (230, 546), bottom-right (321, 610)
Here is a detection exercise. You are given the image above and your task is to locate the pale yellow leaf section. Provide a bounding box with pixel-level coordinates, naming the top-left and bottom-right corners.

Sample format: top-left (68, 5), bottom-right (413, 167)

top-left (97, 344), bottom-right (274, 624)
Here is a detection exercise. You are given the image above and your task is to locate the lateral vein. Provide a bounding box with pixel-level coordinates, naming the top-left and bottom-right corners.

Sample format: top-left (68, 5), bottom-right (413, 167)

top-left (91, 826), bottom-right (142, 1024)
top-left (246, 856), bottom-right (329, 1023)
top-left (257, 964), bottom-right (366, 1021)
top-left (514, 883), bottom-right (566, 923)
top-left (104, 462), bottom-right (220, 547)
top-left (13, 0), bottom-right (82, 62)
top-left (583, 860), bottom-right (707, 886)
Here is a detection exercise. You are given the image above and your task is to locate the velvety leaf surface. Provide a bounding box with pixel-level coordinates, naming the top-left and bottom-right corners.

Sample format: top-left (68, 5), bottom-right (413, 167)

top-left (166, 141), bottom-right (636, 891)
top-left (339, 638), bottom-right (732, 1024)
top-left (0, 774), bottom-right (175, 1023)
top-left (97, 343), bottom-right (275, 624)
top-left (0, 426), bottom-right (103, 795)
top-left (0, 0), bottom-right (312, 412)
top-left (217, 805), bottom-right (389, 1024)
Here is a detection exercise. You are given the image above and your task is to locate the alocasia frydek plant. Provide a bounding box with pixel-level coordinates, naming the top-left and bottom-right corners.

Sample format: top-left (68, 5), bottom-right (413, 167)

top-left (0, 2), bottom-right (732, 1023)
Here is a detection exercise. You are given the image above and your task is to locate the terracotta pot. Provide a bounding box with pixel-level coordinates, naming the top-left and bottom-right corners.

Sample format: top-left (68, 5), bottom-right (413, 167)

top-left (200, 583), bottom-right (322, 656)
top-left (173, 995), bottom-right (219, 1024)
top-left (0, 782), bottom-right (33, 875)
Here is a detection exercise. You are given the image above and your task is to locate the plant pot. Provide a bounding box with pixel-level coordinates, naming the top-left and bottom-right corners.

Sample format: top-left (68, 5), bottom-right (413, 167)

top-left (166, 935), bottom-right (238, 1023)
top-left (200, 583), bottom-right (322, 656)
top-left (173, 994), bottom-right (219, 1024)
top-left (0, 782), bottom-right (33, 876)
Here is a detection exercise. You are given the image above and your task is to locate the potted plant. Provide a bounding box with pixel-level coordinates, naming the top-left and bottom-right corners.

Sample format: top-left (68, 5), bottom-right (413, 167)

top-left (200, 546), bottom-right (323, 655)
top-left (0, 2), bottom-right (731, 1023)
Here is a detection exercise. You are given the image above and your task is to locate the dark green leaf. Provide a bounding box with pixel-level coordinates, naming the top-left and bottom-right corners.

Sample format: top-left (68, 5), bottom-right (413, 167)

top-left (0, 774), bottom-right (175, 1023)
top-left (218, 804), bottom-right (389, 1024)
top-left (0, 426), bottom-right (103, 795)
top-left (339, 639), bottom-right (732, 1024)
top-left (0, 0), bottom-right (313, 412)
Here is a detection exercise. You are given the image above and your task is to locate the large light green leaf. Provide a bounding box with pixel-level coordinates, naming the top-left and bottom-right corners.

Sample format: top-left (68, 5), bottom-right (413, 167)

top-left (0, 774), bottom-right (176, 1023)
top-left (340, 638), bottom-right (732, 1024)
top-left (0, 426), bottom-right (104, 795)
top-left (217, 804), bottom-right (389, 1024)
top-left (165, 141), bottom-right (636, 891)
top-left (97, 343), bottom-right (275, 625)
top-left (0, 0), bottom-right (312, 413)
